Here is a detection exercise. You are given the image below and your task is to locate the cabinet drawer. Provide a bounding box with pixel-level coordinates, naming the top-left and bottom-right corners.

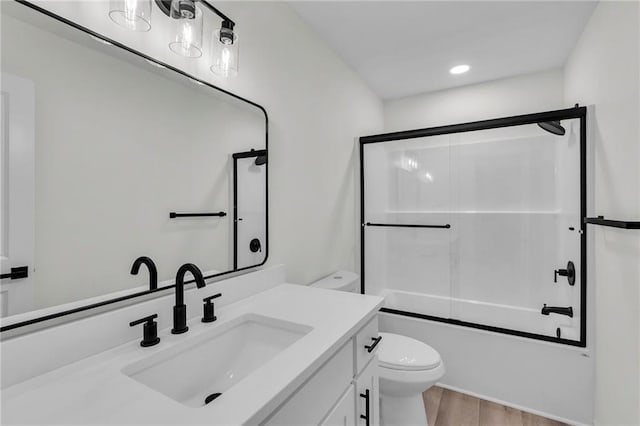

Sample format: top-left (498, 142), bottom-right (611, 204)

top-left (354, 316), bottom-right (380, 375)
top-left (264, 341), bottom-right (353, 426)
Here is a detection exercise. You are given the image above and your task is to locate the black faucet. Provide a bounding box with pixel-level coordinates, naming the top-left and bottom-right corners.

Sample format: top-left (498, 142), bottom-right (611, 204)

top-left (541, 304), bottom-right (573, 317)
top-left (131, 256), bottom-right (158, 291)
top-left (171, 263), bottom-right (206, 334)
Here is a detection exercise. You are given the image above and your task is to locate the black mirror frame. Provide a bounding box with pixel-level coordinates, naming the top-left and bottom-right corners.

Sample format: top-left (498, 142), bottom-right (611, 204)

top-left (0, 0), bottom-right (269, 334)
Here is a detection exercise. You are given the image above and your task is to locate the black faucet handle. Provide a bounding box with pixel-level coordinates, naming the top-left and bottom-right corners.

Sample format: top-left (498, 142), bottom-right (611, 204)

top-left (129, 314), bottom-right (160, 347)
top-left (203, 293), bottom-right (222, 303)
top-left (129, 313), bottom-right (158, 327)
top-left (202, 293), bottom-right (222, 323)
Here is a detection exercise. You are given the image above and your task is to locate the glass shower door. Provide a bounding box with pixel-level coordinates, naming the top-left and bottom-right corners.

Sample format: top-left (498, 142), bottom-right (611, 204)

top-left (363, 135), bottom-right (453, 319)
top-left (448, 120), bottom-right (583, 341)
top-left (361, 107), bottom-right (586, 346)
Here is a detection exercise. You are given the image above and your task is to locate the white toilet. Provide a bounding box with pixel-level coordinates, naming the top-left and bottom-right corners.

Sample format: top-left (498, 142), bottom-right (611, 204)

top-left (311, 272), bottom-right (445, 426)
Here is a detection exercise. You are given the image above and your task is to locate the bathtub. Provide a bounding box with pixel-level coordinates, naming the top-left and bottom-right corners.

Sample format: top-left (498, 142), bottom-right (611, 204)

top-left (377, 289), bottom-right (593, 425)
top-left (380, 289), bottom-right (581, 342)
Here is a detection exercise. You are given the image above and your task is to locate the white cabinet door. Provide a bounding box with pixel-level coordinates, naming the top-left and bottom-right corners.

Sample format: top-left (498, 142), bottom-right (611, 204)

top-left (264, 342), bottom-right (353, 426)
top-left (322, 384), bottom-right (356, 426)
top-left (355, 357), bottom-right (380, 426)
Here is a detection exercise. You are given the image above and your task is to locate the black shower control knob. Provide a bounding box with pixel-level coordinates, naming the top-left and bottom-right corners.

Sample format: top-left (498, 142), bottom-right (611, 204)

top-left (554, 261), bottom-right (576, 286)
top-left (249, 238), bottom-right (262, 253)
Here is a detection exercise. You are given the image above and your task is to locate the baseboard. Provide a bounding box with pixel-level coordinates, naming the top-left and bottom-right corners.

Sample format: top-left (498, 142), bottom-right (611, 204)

top-left (435, 383), bottom-right (591, 426)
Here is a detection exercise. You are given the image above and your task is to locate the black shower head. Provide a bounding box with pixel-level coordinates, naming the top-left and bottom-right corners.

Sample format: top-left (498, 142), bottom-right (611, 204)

top-left (537, 120), bottom-right (566, 136)
top-left (254, 155), bottom-right (267, 166)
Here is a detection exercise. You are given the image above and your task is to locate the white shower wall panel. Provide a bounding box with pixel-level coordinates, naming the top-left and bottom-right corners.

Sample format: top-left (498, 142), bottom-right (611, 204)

top-left (449, 134), bottom-right (557, 212)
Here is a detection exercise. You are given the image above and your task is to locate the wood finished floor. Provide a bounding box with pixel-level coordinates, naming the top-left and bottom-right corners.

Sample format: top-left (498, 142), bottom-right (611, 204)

top-left (423, 387), bottom-right (568, 426)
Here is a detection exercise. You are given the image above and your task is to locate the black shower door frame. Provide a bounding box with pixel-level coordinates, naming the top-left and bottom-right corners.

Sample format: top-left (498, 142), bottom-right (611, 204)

top-left (359, 106), bottom-right (588, 347)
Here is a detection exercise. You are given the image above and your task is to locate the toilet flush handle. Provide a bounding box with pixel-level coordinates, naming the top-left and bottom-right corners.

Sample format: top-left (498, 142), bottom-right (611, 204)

top-left (364, 336), bottom-right (382, 353)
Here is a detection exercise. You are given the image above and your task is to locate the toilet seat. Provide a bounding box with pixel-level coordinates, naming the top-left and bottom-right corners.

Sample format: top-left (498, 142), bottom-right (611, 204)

top-left (378, 332), bottom-right (441, 371)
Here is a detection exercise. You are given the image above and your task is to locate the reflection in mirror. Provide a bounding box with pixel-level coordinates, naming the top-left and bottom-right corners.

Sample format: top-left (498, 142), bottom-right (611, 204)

top-left (0, 2), bottom-right (267, 330)
top-left (233, 151), bottom-right (267, 270)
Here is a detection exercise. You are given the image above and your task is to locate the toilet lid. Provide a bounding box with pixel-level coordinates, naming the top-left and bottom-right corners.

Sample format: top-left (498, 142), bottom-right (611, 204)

top-left (377, 332), bottom-right (441, 371)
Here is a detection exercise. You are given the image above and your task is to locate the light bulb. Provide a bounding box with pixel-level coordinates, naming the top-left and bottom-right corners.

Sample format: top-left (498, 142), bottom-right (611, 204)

top-left (220, 47), bottom-right (231, 74)
top-left (109, 0), bottom-right (151, 32)
top-left (211, 29), bottom-right (239, 77)
top-left (168, 1), bottom-right (203, 58)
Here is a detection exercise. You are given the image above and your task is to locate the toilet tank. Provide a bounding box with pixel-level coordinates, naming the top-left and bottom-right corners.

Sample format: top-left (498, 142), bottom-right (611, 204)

top-left (310, 271), bottom-right (359, 293)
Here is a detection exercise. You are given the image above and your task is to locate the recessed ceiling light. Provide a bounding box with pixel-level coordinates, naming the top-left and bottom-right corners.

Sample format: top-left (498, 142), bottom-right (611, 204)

top-left (450, 64), bottom-right (470, 75)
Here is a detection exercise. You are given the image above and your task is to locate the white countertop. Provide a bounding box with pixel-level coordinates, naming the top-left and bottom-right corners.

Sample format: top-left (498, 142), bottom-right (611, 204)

top-left (1, 284), bottom-right (383, 425)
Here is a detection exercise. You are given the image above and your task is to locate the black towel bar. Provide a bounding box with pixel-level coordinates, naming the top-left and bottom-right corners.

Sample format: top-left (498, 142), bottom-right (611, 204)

top-left (0, 266), bottom-right (28, 280)
top-left (170, 212), bottom-right (227, 218)
top-left (584, 216), bottom-right (640, 229)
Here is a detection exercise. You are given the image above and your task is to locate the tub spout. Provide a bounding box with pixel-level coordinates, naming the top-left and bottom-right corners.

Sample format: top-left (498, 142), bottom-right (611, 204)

top-left (541, 304), bottom-right (573, 317)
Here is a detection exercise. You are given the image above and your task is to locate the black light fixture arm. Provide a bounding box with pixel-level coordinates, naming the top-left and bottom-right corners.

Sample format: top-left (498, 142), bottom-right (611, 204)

top-left (199, 0), bottom-right (234, 27)
top-left (155, 0), bottom-right (235, 27)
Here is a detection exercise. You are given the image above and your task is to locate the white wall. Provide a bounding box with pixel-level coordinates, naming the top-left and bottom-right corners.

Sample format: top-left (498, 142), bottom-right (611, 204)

top-left (217, 2), bottom-right (384, 284)
top-left (564, 2), bottom-right (640, 424)
top-left (384, 68), bottom-right (565, 132)
top-left (11, 1), bottom-right (383, 289)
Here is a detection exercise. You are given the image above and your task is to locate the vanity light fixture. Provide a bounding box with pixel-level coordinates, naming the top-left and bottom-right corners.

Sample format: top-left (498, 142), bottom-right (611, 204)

top-left (109, 0), bottom-right (152, 32)
top-left (108, 0), bottom-right (240, 76)
top-left (449, 64), bottom-right (470, 75)
top-left (156, 0), bottom-right (239, 76)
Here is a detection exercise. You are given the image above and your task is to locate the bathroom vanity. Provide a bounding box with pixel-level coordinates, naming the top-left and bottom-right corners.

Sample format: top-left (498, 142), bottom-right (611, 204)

top-left (1, 269), bottom-right (383, 425)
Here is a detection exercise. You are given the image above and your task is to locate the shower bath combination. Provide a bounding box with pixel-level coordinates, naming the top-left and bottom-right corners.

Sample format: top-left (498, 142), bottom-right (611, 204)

top-left (360, 106), bottom-right (587, 347)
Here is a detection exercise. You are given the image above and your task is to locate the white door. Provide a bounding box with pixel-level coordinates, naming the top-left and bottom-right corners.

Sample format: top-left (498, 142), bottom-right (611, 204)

top-left (0, 73), bottom-right (35, 317)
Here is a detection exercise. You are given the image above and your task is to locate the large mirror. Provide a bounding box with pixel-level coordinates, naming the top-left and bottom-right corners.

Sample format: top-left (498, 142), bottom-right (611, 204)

top-left (0, 1), bottom-right (268, 332)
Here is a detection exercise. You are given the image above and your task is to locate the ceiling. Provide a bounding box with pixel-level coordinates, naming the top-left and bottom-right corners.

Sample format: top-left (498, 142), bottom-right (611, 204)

top-left (289, 1), bottom-right (597, 100)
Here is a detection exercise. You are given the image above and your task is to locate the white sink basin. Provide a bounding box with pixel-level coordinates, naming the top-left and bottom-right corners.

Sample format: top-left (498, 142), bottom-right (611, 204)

top-left (122, 313), bottom-right (312, 408)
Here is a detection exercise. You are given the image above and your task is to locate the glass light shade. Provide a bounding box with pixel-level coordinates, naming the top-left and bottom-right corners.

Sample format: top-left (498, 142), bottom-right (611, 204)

top-left (109, 0), bottom-right (152, 32)
top-left (168, 1), bottom-right (203, 58)
top-left (210, 31), bottom-right (239, 77)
